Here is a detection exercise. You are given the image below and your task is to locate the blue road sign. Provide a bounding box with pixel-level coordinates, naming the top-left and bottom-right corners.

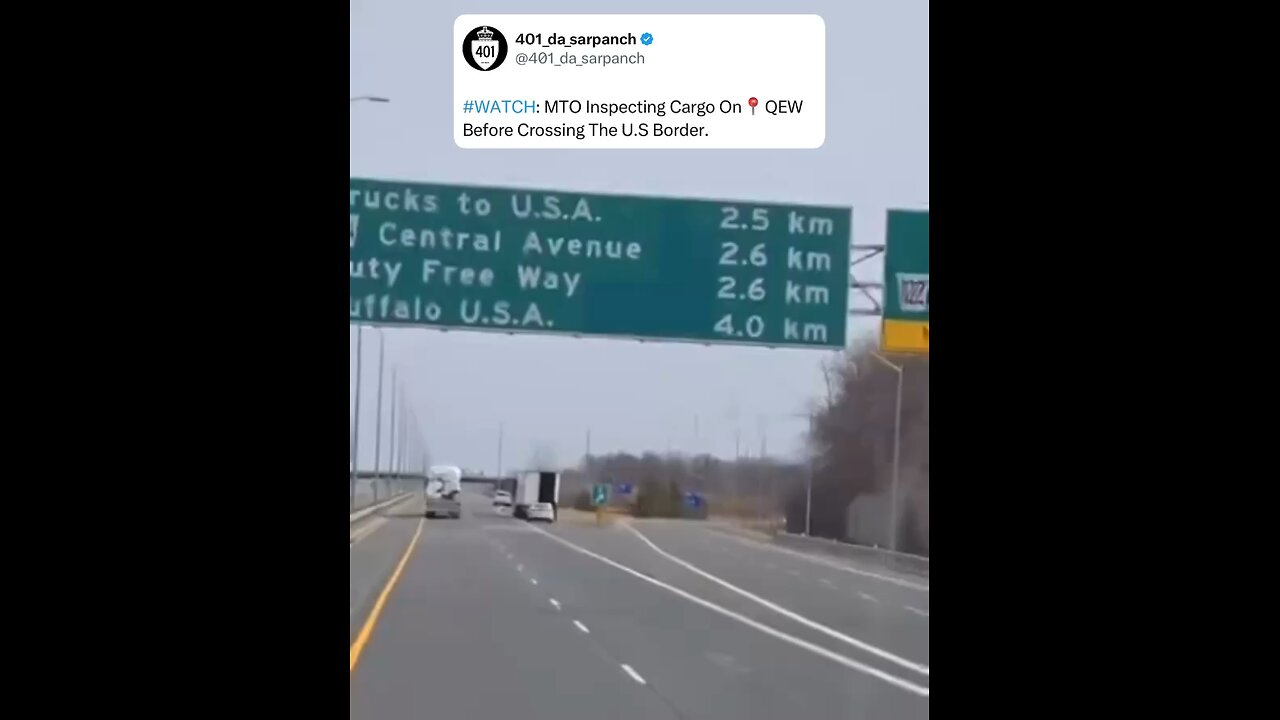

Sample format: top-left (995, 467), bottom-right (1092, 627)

top-left (684, 492), bottom-right (703, 509)
top-left (615, 483), bottom-right (633, 496)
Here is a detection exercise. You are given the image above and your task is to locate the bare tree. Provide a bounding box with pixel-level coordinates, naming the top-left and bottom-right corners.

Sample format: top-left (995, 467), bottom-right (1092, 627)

top-left (797, 337), bottom-right (930, 554)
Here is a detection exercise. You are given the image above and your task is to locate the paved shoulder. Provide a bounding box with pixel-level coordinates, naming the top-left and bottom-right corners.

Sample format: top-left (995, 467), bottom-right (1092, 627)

top-left (350, 495), bottom-right (427, 641)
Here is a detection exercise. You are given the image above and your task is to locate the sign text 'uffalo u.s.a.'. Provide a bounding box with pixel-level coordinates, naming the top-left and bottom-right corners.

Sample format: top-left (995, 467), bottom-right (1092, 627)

top-left (350, 178), bottom-right (850, 348)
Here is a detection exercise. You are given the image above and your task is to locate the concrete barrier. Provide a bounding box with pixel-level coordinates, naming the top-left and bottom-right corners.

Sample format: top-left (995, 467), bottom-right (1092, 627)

top-left (775, 533), bottom-right (930, 578)
top-left (349, 492), bottom-right (415, 525)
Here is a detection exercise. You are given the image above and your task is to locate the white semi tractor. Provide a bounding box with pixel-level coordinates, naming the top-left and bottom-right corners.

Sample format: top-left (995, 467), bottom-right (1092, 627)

top-left (424, 465), bottom-right (463, 519)
top-left (513, 470), bottom-right (560, 522)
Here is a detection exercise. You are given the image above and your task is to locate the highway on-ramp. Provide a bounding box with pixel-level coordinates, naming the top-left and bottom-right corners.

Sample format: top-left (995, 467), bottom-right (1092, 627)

top-left (349, 489), bottom-right (930, 719)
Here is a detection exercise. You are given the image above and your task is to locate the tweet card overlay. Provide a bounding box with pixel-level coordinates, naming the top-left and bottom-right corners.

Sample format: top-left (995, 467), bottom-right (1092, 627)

top-left (454, 14), bottom-right (826, 149)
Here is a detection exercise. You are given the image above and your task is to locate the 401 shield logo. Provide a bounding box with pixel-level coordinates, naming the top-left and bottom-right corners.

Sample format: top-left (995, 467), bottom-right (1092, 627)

top-left (463, 26), bottom-right (507, 71)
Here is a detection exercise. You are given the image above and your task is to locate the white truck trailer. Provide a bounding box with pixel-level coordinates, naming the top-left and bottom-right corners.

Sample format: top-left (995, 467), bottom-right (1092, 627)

top-left (513, 470), bottom-right (560, 522)
top-left (424, 465), bottom-right (463, 519)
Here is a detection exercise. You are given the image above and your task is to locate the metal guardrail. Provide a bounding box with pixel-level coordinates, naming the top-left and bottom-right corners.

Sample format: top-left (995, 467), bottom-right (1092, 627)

top-left (775, 533), bottom-right (930, 578)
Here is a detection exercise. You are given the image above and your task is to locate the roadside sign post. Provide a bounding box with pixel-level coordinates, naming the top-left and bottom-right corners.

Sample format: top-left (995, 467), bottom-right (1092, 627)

top-left (592, 483), bottom-right (610, 506)
top-left (685, 492), bottom-right (703, 517)
top-left (592, 483), bottom-right (610, 526)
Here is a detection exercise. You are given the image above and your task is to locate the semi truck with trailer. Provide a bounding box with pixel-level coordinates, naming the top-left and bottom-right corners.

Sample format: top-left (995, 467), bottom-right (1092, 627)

top-left (513, 470), bottom-right (560, 522)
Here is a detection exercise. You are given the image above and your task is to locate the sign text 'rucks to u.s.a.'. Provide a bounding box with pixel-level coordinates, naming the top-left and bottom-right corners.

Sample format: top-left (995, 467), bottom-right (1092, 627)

top-left (350, 178), bottom-right (850, 348)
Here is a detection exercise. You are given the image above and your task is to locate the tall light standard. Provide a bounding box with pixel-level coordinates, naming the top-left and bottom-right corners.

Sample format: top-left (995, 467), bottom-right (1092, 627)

top-left (497, 423), bottom-right (504, 477)
top-left (350, 95), bottom-right (387, 502)
top-left (805, 414), bottom-right (814, 536)
top-left (351, 326), bottom-right (364, 510)
top-left (373, 330), bottom-right (385, 495)
top-left (871, 351), bottom-right (905, 552)
top-left (389, 368), bottom-right (398, 493)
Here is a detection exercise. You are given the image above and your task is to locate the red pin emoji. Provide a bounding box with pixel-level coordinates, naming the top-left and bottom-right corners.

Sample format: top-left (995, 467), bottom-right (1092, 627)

top-left (749, 97), bottom-right (758, 116)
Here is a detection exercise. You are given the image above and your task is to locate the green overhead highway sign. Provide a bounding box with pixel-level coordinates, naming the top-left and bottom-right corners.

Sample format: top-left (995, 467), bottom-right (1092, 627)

top-left (882, 210), bottom-right (929, 354)
top-left (350, 178), bottom-right (850, 348)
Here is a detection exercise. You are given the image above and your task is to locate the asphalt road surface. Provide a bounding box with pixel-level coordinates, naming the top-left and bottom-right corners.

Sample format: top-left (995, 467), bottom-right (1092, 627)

top-left (349, 489), bottom-right (930, 719)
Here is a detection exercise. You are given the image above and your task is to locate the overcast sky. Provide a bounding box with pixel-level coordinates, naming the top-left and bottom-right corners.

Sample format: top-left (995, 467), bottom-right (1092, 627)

top-left (350, 0), bottom-right (929, 474)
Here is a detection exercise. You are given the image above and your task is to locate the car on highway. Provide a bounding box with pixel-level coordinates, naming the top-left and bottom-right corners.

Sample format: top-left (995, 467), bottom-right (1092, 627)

top-left (526, 501), bottom-right (556, 522)
top-left (492, 490), bottom-right (512, 507)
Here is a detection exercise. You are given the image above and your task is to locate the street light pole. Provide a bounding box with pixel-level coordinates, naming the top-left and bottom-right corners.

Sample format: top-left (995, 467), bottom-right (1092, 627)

top-left (389, 368), bottom-right (398, 489)
top-left (871, 351), bottom-right (905, 552)
top-left (401, 391), bottom-right (410, 478)
top-left (373, 331), bottom-right (385, 493)
top-left (397, 384), bottom-right (407, 479)
top-left (351, 326), bottom-right (363, 510)
top-left (497, 423), bottom-right (504, 477)
top-left (805, 414), bottom-right (814, 536)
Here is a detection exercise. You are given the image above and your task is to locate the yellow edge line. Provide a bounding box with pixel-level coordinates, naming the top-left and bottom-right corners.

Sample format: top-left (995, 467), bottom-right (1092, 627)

top-left (350, 517), bottom-right (424, 673)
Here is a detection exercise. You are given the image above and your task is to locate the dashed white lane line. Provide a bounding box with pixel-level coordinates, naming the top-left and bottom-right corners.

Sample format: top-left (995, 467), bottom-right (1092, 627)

top-left (507, 553), bottom-right (514, 560)
top-left (573, 620), bottom-right (590, 634)
top-left (859, 592), bottom-right (880, 604)
top-left (530, 578), bottom-right (538, 585)
top-left (549, 598), bottom-right (561, 610)
top-left (620, 664), bottom-right (647, 685)
top-left (621, 523), bottom-right (928, 678)
top-left (517, 563), bottom-right (524, 572)
top-left (905, 606), bottom-right (929, 618)
top-left (789, 569), bottom-right (802, 577)
top-left (820, 578), bottom-right (836, 588)
top-left (529, 524), bottom-right (929, 697)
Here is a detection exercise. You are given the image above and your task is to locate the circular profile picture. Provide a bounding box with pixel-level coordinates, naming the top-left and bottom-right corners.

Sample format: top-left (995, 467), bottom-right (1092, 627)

top-left (462, 26), bottom-right (508, 71)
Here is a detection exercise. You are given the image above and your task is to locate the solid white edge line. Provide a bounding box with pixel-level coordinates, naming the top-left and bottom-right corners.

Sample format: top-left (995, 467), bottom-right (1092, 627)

top-left (573, 620), bottom-right (590, 634)
top-left (731, 535), bottom-right (929, 592)
top-left (621, 664), bottom-right (647, 685)
top-left (349, 516), bottom-right (388, 547)
top-left (527, 524), bottom-right (928, 698)
top-left (905, 606), bottom-right (930, 618)
top-left (623, 523), bottom-right (929, 678)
